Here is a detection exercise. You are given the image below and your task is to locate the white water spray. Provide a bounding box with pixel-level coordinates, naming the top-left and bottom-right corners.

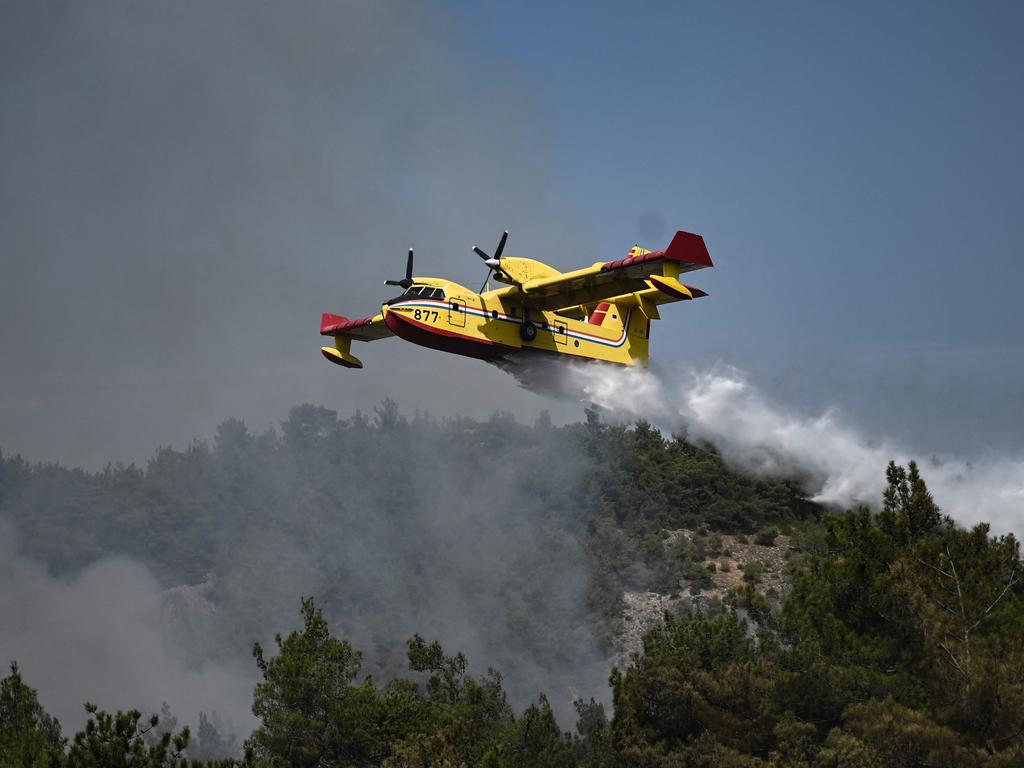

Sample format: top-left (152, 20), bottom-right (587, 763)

top-left (564, 362), bottom-right (1024, 537)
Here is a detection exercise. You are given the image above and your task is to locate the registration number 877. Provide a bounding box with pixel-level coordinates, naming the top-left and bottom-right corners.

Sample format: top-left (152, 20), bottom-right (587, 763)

top-left (414, 309), bottom-right (439, 322)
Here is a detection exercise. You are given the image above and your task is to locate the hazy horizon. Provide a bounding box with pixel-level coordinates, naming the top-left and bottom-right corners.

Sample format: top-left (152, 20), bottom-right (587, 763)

top-left (3, 1), bottom-right (1022, 466)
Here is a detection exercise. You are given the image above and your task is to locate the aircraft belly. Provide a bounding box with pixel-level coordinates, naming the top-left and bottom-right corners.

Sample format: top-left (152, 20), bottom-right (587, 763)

top-left (384, 307), bottom-right (512, 361)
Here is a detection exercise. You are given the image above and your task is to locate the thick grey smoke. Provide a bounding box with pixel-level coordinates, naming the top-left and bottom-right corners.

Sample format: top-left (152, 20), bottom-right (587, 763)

top-left (0, 406), bottom-right (612, 735)
top-left (0, 1), bottom-right (580, 468)
top-left (1, 0), bottom-right (598, 740)
top-left (8, 1), bottom-right (1021, 751)
top-left (565, 362), bottom-right (1024, 536)
top-left (205, 411), bottom-right (611, 723)
top-left (0, 521), bottom-right (255, 737)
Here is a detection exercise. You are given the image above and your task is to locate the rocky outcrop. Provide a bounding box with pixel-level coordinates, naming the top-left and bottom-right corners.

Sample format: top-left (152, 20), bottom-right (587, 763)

top-left (613, 529), bottom-right (794, 666)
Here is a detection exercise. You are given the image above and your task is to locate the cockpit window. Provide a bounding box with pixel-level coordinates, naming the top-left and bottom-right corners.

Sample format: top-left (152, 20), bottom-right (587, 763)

top-left (385, 285), bottom-right (445, 305)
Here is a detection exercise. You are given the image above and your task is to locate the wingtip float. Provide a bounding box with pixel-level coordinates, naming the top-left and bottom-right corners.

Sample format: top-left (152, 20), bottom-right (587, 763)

top-left (319, 229), bottom-right (712, 370)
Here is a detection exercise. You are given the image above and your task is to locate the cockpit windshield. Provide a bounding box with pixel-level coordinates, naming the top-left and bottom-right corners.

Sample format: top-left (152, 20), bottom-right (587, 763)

top-left (385, 285), bottom-right (446, 305)
top-left (407, 286), bottom-right (445, 300)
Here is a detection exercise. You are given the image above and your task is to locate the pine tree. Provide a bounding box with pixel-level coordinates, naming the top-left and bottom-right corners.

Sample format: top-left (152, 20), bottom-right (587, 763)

top-left (0, 662), bottom-right (64, 767)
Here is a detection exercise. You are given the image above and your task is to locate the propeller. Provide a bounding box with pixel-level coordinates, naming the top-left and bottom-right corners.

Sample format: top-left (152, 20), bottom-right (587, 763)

top-left (385, 249), bottom-right (415, 289)
top-left (474, 230), bottom-right (508, 293)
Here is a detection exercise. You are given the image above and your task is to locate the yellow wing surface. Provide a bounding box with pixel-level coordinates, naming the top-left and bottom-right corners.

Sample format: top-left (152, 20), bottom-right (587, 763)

top-left (493, 230), bottom-right (713, 315)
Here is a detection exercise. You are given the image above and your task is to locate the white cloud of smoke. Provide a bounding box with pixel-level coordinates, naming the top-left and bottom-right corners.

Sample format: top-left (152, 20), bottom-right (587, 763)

top-left (564, 362), bottom-right (1024, 537)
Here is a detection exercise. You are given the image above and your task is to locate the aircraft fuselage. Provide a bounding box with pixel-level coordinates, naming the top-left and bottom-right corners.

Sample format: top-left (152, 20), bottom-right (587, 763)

top-left (380, 281), bottom-right (648, 367)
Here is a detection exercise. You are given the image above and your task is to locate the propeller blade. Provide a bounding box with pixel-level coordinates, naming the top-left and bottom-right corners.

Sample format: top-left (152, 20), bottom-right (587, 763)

top-left (479, 269), bottom-right (493, 294)
top-left (494, 230), bottom-right (508, 260)
top-left (475, 230), bottom-right (511, 294)
top-left (405, 249), bottom-right (414, 281)
top-left (385, 279), bottom-right (404, 286)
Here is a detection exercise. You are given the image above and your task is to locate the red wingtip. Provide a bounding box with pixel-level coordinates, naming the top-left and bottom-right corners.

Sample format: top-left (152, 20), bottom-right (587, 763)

top-left (664, 231), bottom-right (713, 268)
top-left (320, 312), bottom-right (350, 336)
top-left (600, 230), bottom-right (714, 274)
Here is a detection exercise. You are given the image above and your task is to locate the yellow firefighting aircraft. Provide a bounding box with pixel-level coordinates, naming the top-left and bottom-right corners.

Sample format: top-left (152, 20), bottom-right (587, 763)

top-left (320, 230), bottom-right (712, 369)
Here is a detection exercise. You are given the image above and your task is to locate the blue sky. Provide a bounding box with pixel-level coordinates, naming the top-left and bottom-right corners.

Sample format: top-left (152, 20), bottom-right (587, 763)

top-left (448, 0), bottom-right (1022, 350)
top-left (442, 0), bottom-right (1024, 449)
top-left (1, 1), bottom-right (1021, 464)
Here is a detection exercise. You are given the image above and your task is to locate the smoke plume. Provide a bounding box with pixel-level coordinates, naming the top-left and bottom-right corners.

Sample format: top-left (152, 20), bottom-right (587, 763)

top-left (0, 406), bottom-right (613, 737)
top-left (0, 0), bottom-right (575, 468)
top-left (563, 362), bottom-right (1024, 536)
top-left (0, 520), bottom-right (255, 739)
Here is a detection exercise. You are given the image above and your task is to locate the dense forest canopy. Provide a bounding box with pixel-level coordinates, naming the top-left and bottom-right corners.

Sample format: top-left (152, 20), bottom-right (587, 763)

top-left (2, 403), bottom-right (1021, 766)
top-left (1, 401), bottom-right (812, 582)
top-left (0, 402), bottom-right (812, 710)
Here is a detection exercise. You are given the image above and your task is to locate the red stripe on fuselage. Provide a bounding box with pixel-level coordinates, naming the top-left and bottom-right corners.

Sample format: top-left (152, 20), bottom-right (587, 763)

top-left (384, 309), bottom-right (513, 361)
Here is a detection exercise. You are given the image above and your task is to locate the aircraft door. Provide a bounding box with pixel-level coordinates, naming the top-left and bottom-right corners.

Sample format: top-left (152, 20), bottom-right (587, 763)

top-left (448, 296), bottom-right (467, 328)
top-left (553, 319), bottom-right (567, 345)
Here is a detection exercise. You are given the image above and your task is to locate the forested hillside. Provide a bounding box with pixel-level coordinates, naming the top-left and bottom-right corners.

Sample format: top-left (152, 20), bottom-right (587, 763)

top-left (0, 401), bottom-right (810, 582)
top-left (0, 402), bottom-right (812, 672)
top-left (2, 404), bottom-right (1021, 766)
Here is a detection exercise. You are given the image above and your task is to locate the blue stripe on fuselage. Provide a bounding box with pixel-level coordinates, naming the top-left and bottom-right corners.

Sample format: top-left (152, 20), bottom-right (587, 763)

top-left (388, 300), bottom-right (630, 349)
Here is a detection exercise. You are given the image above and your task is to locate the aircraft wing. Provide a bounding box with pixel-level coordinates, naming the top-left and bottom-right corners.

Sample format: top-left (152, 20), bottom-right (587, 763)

top-left (514, 230), bottom-right (713, 312)
top-left (320, 312), bottom-right (393, 341)
top-left (320, 311), bottom-right (392, 368)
